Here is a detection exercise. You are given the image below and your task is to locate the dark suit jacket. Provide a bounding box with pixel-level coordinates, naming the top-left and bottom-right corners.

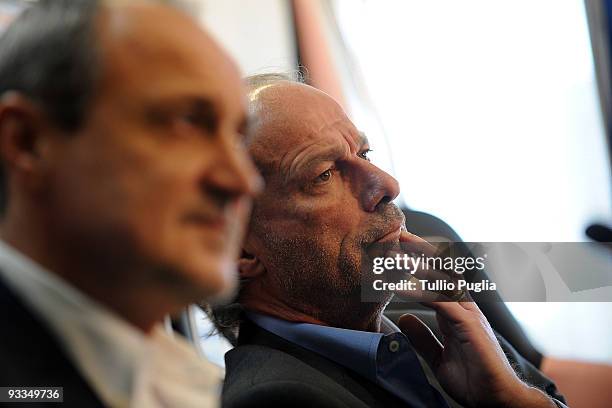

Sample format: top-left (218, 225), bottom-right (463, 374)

top-left (0, 278), bottom-right (105, 407)
top-left (222, 317), bottom-right (567, 408)
top-left (223, 318), bottom-right (411, 408)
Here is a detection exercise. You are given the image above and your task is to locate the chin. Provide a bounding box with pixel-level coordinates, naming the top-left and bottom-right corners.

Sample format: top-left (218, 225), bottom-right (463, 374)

top-left (192, 256), bottom-right (239, 305)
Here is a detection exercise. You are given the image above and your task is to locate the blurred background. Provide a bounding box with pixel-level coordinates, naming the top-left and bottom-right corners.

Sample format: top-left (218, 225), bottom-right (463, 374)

top-left (2, 0), bottom-right (611, 405)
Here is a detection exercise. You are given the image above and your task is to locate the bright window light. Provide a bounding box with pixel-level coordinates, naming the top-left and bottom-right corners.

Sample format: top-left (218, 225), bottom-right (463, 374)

top-left (333, 0), bottom-right (612, 362)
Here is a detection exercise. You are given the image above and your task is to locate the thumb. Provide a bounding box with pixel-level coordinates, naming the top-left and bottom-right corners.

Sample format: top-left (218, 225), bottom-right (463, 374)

top-left (398, 313), bottom-right (443, 369)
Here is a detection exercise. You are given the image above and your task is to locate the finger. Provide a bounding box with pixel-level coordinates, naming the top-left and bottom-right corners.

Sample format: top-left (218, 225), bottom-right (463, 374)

top-left (395, 286), bottom-right (454, 303)
top-left (457, 295), bottom-right (479, 310)
top-left (393, 232), bottom-right (474, 301)
top-left (419, 301), bottom-right (472, 324)
top-left (397, 234), bottom-right (450, 278)
top-left (398, 313), bottom-right (443, 368)
top-left (399, 231), bottom-right (437, 256)
top-left (405, 268), bottom-right (471, 302)
top-left (399, 230), bottom-right (432, 245)
top-left (394, 274), bottom-right (458, 302)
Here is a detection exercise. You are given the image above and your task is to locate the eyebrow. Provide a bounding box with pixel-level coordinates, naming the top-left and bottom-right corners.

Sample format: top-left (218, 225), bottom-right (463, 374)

top-left (145, 95), bottom-right (219, 132)
top-left (283, 145), bottom-right (343, 185)
top-left (357, 131), bottom-right (370, 148)
top-left (284, 131), bottom-right (371, 184)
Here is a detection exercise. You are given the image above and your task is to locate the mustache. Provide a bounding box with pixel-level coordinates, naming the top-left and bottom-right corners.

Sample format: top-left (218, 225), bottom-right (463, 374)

top-left (359, 203), bottom-right (405, 245)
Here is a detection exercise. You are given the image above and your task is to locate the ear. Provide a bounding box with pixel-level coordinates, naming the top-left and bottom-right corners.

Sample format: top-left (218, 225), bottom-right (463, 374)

top-left (0, 92), bottom-right (49, 179)
top-left (238, 248), bottom-right (266, 278)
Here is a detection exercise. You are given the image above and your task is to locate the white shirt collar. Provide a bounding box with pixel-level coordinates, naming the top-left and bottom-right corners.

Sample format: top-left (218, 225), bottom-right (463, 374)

top-left (0, 240), bottom-right (221, 408)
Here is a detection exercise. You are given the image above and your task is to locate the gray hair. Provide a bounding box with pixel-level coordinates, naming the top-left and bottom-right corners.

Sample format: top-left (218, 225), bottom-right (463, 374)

top-left (0, 0), bottom-right (196, 213)
top-left (0, 0), bottom-right (101, 212)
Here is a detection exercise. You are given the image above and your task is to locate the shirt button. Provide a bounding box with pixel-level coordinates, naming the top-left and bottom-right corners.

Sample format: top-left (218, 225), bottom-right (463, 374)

top-left (388, 340), bottom-right (400, 353)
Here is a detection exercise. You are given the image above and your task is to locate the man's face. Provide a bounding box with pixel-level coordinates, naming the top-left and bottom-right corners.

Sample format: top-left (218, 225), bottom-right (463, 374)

top-left (41, 4), bottom-right (260, 299)
top-left (245, 83), bottom-right (403, 306)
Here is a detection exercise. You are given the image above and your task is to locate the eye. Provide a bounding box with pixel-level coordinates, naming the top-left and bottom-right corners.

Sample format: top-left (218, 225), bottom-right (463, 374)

top-left (314, 167), bottom-right (335, 184)
top-left (319, 169), bottom-right (332, 181)
top-left (358, 149), bottom-right (372, 162)
top-left (180, 111), bottom-right (218, 134)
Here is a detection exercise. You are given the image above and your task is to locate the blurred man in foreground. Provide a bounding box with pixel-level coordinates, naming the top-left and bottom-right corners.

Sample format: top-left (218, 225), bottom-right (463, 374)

top-left (212, 75), bottom-right (566, 408)
top-left (0, 0), bottom-right (260, 406)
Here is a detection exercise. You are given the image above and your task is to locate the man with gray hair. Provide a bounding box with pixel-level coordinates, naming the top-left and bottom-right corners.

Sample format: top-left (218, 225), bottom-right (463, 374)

top-left (0, 1), bottom-right (261, 406)
top-left (212, 74), bottom-right (567, 408)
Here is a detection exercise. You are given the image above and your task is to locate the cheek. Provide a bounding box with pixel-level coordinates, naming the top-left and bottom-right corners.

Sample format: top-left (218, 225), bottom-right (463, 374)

top-left (300, 201), bottom-right (363, 245)
top-left (124, 165), bottom-right (206, 250)
top-left (254, 206), bottom-right (354, 265)
top-left (55, 137), bottom-right (207, 244)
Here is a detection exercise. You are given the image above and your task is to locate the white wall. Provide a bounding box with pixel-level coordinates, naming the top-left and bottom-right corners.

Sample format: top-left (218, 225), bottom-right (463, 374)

top-left (197, 0), bottom-right (297, 76)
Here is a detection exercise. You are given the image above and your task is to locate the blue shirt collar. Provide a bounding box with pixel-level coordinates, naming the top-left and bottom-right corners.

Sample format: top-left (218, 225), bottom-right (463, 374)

top-left (245, 311), bottom-right (449, 408)
top-left (246, 311), bottom-right (384, 383)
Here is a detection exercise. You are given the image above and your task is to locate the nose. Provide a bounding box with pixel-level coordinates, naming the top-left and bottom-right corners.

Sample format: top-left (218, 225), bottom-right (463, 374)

top-left (203, 135), bottom-right (263, 204)
top-left (360, 163), bottom-right (400, 212)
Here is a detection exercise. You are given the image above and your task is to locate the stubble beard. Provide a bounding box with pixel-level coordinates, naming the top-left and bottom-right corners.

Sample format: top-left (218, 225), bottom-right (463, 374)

top-left (257, 227), bottom-right (393, 330)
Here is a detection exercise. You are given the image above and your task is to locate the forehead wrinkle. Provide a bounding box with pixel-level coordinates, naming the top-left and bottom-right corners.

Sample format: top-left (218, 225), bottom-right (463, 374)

top-left (312, 117), bottom-right (347, 137)
top-left (295, 144), bottom-right (349, 181)
top-left (307, 117), bottom-right (362, 153)
top-left (338, 125), bottom-right (368, 155)
top-left (280, 121), bottom-right (362, 184)
top-left (282, 140), bottom-right (330, 185)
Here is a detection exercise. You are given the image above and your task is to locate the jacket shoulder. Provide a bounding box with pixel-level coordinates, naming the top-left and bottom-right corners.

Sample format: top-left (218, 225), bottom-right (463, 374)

top-left (0, 279), bottom-right (105, 407)
top-left (223, 344), bottom-right (367, 408)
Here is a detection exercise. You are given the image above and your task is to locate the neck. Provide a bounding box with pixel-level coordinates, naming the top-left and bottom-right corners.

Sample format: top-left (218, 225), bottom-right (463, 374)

top-left (0, 207), bottom-right (178, 333)
top-left (240, 279), bottom-right (388, 332)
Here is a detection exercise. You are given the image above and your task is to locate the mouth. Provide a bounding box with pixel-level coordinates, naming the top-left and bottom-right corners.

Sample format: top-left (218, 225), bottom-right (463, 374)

top-left (373, 221), bottom-right (404, 243)
top-left (183, 212), bottom-right (228, 231)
